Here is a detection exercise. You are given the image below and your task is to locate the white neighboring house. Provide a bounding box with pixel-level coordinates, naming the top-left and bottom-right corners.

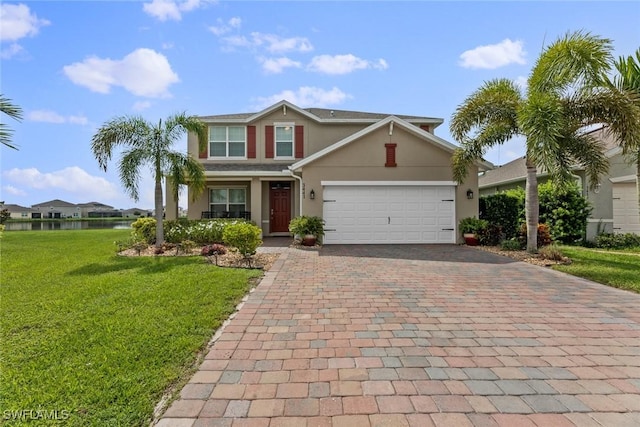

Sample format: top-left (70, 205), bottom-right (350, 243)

top-left (1, 203), bottom-right (34, 219)
top-left (122, 208), bottom-right (153, 218)
top-left (479, 126), bottom-right (639, 239)
top-left (31, 199), bottom-right (81, 219)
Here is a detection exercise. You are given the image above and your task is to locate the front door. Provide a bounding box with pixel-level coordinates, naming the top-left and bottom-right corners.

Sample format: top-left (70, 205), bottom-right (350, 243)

top-left (270, 182), bottom-right (291, 233)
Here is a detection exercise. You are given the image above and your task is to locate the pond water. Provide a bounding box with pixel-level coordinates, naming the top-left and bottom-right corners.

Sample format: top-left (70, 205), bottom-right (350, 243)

top-left (4, 220), bottom-right (135, 231)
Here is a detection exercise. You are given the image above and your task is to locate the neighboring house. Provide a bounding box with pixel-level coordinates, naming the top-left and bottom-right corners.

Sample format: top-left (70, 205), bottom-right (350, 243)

top-left (77, 201), bottom-right (123, 218)
top-left (1, 203), bottom-right (34, 219)
top-left (479, 126), bottom-right (639, 239)
top-left (122, 208), bottom-right (153, 218)
top-left (31, 199), bottom-right (81, 219)
top-left (168, 100), bottom-right (491, 244)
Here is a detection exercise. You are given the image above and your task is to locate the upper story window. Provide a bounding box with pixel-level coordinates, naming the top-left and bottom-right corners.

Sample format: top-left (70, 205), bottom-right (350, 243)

top-left (209, 126), bottom-right (246, 158)
top-left (275, 124), bottom-right (294, 159)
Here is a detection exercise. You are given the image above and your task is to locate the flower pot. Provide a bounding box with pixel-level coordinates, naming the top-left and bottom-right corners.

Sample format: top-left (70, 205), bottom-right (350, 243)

top-left (463, 233), bottom-right (479, 246)
top-left (301, 234), bottom-right (316, 246)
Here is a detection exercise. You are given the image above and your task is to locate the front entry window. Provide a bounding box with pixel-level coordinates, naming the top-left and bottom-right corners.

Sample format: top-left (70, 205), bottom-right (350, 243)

top-left (210, 188), bottom-right (246, 217)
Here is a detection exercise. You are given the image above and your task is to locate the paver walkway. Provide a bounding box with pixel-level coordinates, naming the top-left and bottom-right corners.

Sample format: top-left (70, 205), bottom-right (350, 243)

top-left (157, 245), bottom-right (640, 427)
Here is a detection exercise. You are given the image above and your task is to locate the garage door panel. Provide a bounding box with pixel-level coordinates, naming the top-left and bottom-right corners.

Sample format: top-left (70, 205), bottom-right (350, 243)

top-left (323, 184), bottom-right (456, 244)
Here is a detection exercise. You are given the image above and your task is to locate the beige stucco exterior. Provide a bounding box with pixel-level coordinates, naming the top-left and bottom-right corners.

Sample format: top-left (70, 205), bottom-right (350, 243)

top-left (174, 101), bottom-right (487, 242)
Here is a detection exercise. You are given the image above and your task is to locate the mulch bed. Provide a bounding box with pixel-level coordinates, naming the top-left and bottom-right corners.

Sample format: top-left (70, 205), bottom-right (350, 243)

top-left (472, 245), bottom-right (572, 267)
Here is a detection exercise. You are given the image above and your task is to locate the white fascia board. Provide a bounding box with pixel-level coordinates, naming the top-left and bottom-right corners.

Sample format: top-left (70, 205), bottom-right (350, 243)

top-left (609, 175), bottom-right (636, 183)
top-left (204, 171), bottom-right (290, 177)
top-left (321, 181), bottom-right (457, 186)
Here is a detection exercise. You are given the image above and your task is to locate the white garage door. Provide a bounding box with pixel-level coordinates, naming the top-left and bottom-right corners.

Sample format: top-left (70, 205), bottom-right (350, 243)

top-left (322, 183), bottom-right (456, 244)
top-left (613, 183), bottom-right (640, 234)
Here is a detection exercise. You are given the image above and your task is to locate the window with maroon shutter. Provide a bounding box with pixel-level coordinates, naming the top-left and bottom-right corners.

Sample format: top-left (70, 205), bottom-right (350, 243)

top-left (295, 125), bottom-right (304, 158)
top-left (247, 125), bottom-right (256, 158)
top-left (265, 125), bottom-right (274, 158)
top-left (385, 143), bottom-right (397, 167)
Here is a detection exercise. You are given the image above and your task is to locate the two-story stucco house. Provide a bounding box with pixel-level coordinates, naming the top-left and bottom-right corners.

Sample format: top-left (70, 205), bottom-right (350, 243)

top-left (168, 101), bottom-right (491, 244)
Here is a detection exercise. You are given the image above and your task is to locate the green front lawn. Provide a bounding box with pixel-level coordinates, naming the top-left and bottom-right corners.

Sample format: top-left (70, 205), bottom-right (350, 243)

top-left (554, 246), bottom-right (640, 293)
top-left (0, 230), bottom-right (262, 426)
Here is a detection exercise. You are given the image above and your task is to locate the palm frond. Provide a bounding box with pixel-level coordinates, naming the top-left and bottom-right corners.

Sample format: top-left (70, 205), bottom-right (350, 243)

top-left (118, 148), bottom-right (147, 201)
top-left (91, 116), bottom-right (151, 170)
top-left (529, 30), bottom-right (613, 95)
top-left (1, 95), bottom-right (23, 150)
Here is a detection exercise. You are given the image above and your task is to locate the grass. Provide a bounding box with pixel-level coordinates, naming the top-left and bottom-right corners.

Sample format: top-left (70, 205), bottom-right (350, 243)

top-left (553, 246), bottom-right (640, 293)
top-left (0, 230), bottom-right (262, 426)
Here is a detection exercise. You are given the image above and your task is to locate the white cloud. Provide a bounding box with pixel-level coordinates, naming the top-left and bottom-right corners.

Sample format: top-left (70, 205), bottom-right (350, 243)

top-left (307, 54), bottom-right (389, 75)
top-left (0, 42), bottom-right (23, 59)
top-left (515, 75), bottom-right (528, 91)
top-left (0, 3), bottom-right (50, 42)
top-left (209, 16), bottom-right (241, 36)
top-left (143, 0), bottom-right (212, 21)
top-left (27, 110), bottom-right (88, 125)
top-left (252, 86), bottom-right (351, 110)
top-left (2, 185), bottom-right (27, 197)
top-left (62, 48), bottom-right (179, 98)
top-left (133, 101), bottom-right (152, 111)
top-left (459, 39), bottom-right (526, 69)
top-left (2, 167), bottom-right (122, 200)
top-left (222, 32), bottom-right (313, 53)
top-left (260, 57), bottom-right (302, 74)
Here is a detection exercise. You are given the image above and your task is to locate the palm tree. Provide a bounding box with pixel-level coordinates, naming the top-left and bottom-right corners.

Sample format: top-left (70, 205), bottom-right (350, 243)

top-left (600, 49), bottom-right (640, 222)
top-left (91, 113), bottom-right (208, 249)
top-left (451, 31), bottom-right (640, 252)
top-left (1, 94), bottom-right (23, 150)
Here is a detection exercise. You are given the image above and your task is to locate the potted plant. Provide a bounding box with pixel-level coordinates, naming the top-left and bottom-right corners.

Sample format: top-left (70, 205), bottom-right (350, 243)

top-left (288, 216), bottom-right (325, 246)
top-left (459, 217), bottom-right (488, 246)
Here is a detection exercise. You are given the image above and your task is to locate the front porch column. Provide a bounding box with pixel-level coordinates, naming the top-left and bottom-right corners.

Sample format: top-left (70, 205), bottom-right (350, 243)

top-left (250, 178), bottom-right (263, 236)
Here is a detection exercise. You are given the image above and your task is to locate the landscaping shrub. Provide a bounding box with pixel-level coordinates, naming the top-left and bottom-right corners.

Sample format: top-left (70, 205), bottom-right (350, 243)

top-left (223, 222), bottom-right (262, 258)
top-left (165, 219), bottom-right (242, 244)
top-left (518, 223), bottom-right (553, 248)
top-left (538, 243), bottom-right (565, 261)
top-left (594, 232), bottom-right (640, 249)
top-left (479, 193), bottom-right (522, 239)
top-left (478, 223), bottom-right (503, 246)
top-left (131, 217), bottom-right (156, 244)
top-left (500, 239), bottom-right (523, 251)
top-left (201, 243), bottom-right (227, 265)
top-left (538, 181), bottom-right (591, 244)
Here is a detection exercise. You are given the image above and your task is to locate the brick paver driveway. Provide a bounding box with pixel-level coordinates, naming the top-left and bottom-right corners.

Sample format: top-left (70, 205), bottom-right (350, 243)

top-left (158, 245), bottom-right (640, 427)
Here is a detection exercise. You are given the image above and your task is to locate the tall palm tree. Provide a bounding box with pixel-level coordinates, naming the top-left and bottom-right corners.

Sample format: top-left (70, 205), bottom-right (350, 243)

top-left (91, 113), bottom-right (208, 249)
top-left (1, 94), bottom-right (23, 150)
top-left (451, 31), bottom-right (640, 252)
top-left (600, 49), bottom-right (640, 221)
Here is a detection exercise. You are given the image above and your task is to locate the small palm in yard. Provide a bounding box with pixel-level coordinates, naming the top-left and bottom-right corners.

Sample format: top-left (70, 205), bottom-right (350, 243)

top-left (451, 31), bottom-right (640, 252)
top-left (91, 113), bottom-right (208, 249)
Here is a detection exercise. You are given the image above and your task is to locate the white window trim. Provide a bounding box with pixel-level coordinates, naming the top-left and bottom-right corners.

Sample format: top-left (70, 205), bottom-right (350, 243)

top-left (209, 186), bottom-right (248, 212)
top-left (274, 122), bottom-right (295, 160)
top-left (209, 126), bottom-right (247, 160)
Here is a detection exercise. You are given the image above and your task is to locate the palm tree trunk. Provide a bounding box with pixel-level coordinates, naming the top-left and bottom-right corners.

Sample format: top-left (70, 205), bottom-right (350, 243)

top-left (154, 166), bottom-right (164, 250)
top-left (525, 157), bottom-right (539, 252)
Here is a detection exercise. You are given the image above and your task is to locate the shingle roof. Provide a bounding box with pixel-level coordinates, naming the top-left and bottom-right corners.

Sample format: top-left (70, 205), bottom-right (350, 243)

top-left (478, 126), bottom-right (621, 188)
top-left (2, 203), bottom-right (32, 212)
top-left (198, 101), bottom-right (442, 125)
top-left (32, 199), bottom-right (77, 208)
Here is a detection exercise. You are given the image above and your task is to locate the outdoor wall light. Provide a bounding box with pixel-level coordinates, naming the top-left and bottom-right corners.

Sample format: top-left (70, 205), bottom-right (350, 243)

top-left (466, 189), bottom-right (474, 199)
top-left (309, 189), bottom-right (315, 200)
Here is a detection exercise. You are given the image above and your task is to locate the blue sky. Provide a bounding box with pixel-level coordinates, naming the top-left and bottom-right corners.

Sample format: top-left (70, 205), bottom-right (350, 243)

top-left (1, 1), bottom-right (639, 209)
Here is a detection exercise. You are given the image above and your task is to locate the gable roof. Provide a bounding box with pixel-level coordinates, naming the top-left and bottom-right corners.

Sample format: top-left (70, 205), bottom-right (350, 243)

top-left (199, 100), bottom-right (444, 128)
top-left (32, 199), bottom-right (77, 208)
top-left (2, 203), bottom-right (32, 212)
top-left (478, 126), bottom-right (623, 189)
top-left (77, 201), bottom-right (114, 209)
top-left (289, 115), bottom-right (493, 172)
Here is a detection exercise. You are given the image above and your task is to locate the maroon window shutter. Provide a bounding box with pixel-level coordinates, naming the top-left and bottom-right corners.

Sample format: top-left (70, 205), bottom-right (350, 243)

top-left (247, 126), bottom-right (256, 158)
top-left (265, 126), bottom-right (274, 158)
top-left (385, 143), bottom-right (397, 167)
top-left (294, 125), bottom-right (304, 158)
top-left (198, 141), bottom-right (208, 158)
top-left (420, 125), bottom-right (430, 133)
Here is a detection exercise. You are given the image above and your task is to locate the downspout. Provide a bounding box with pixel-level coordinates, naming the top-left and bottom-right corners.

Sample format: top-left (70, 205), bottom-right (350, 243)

top-left (283, 168), bottom-right (303, 216)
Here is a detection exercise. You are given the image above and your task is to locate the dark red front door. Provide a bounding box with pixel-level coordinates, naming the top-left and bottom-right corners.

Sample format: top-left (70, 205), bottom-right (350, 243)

top-left (270, 182), bottom-right (291, 233)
